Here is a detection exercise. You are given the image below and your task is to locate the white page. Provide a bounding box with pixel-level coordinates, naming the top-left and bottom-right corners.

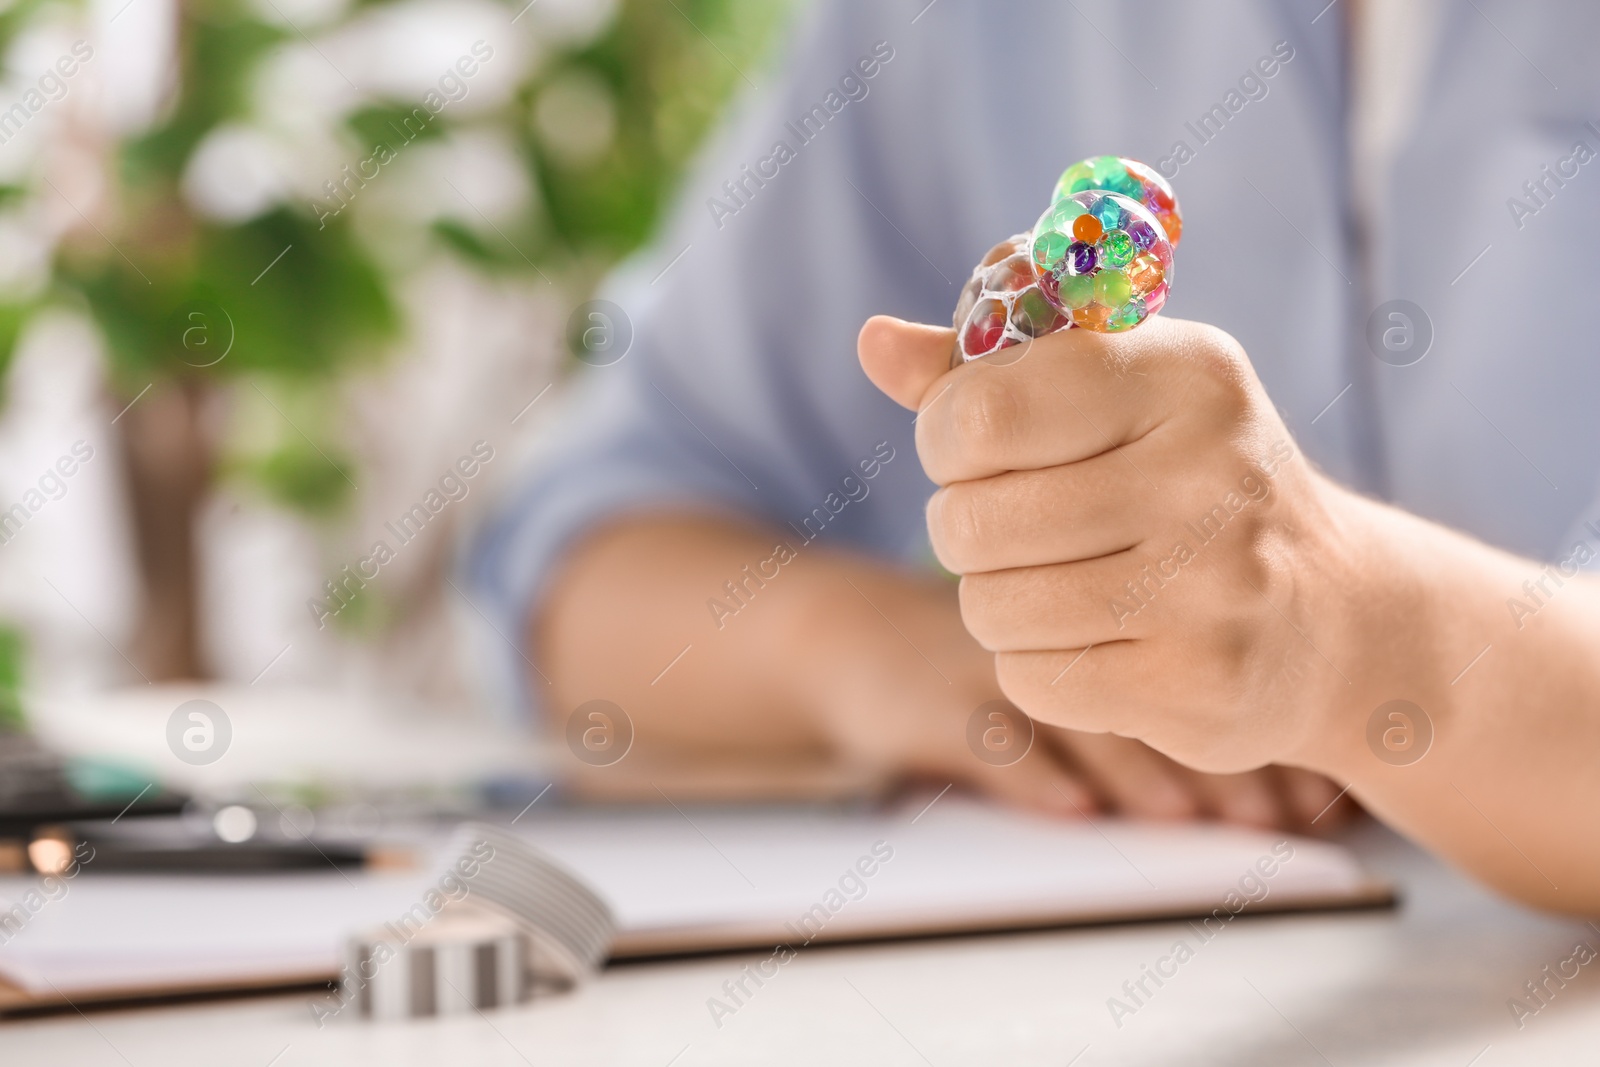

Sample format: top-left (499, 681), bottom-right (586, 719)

top-left (0, 799), bottom-right (1382, 997)
top-left (0, 872), bottom-right (436, 995)
top-left (514, 798), bottom-right (1380, 951)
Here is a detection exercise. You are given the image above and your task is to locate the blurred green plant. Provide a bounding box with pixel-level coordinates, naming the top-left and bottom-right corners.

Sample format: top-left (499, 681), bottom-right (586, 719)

top-left (528, 0), bottom-right (790, 267)
top-left (0, 625), bottom-right (25, 731)
top-left (0, 0), bottom-right (789, 678)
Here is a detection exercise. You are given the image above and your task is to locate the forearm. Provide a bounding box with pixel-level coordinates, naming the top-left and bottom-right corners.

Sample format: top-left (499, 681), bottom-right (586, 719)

top-left (535, 510), bottom-right (1352, 824)
top-left (535, 513), bottom-right (832, 765)
top-left (1306, 490), bottom-right (1600, 911)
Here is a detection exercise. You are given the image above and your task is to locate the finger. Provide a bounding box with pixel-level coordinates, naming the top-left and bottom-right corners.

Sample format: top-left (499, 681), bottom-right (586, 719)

top-left (1177, 767), bottom-right (1287, 829)
top-left (915, 316), bottom-right (1246, 485)
top-left (858, 315), bottom-right (956, 411)
top-left (927, 448), bottom-right (1163, 574)
top-left (994, 642), bottom-right (1147, 737)
top-left (1048, 729), bottom-right (1201, 821)
top-left (930, 740), bottom-right (1100, 819)
top-left (994, 641), bottom-right (1241, 761)
top-left (959, 553), bottom-right (1162, 652)
top-left (1278, 767), bottom-right (1354, 831)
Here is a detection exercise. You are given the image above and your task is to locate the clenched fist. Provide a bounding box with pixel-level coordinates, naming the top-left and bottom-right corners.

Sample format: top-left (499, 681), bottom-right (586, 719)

top-left (860, 314), bottom-right (1370, 774)
top-left (862, 310), bottom-right (1600, 913)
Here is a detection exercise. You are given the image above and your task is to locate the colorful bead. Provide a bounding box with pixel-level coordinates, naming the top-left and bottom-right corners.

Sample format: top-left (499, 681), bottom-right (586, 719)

top-left (1093, 196), bottom-right (1124, 231)
top-left (1071, 213), bottom-right (1102, 244)
top-left (1143, 280), bottom-right (1169, 316)
top-left (1056, 272), bottom-right (1095, 310)
top-left (1072, 303), bottom-right (1111, 330)
top-left (1127, 251), bottom-right (1164, 294)
top-left (1109, 297), bottom-right (1145, 332)
top-left (1032, 229), bottom-right (1070, 271)
top-left (1127, 217), bottom-right (1158, 251)
top-left (1093, 268), bottom-right (1133, 307)
top-left (1097, 230), bottom-right (1135, 269)
top-left (983, 254), bottom-right (1033, 294)
top-left (1057, 159), bottom-right (1097, 196)
top-left (1055, 155), bottom-right (1183, 249)
top-left (1045, 197), bottom-right (1088, 230)
top-left (1066, 240), bottom-right (1098, 275)
top-left (1012, 286), bottom-right (1067, 337)
top-left (962, 297), bottom-right (1008, 356)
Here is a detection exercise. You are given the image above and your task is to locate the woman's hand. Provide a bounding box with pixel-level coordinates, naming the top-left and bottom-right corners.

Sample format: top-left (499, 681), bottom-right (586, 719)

top-left (791, 555), bottom-right (1351, 829)
top-left (861, 314), bottom-right (1369, 773)
top-left (861, 311), bottom-right (1600, 913)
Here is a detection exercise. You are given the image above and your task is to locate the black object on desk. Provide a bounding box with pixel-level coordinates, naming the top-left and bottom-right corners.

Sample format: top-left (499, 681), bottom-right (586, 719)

top-left (67, 816), bottom-right (368, 873)
top-left (0, 731), bottom-right (370, 874)
top-left (0, 732), bottom-right (185, 838)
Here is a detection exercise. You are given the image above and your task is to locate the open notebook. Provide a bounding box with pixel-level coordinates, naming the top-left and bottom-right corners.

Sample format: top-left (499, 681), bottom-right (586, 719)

top-left (0, 798), bottom-right (1391, 1011)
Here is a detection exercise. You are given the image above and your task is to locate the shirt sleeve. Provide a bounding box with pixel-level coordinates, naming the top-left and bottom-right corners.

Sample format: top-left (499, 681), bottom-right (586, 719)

top-left (464, 0), bottom-right (971, 722)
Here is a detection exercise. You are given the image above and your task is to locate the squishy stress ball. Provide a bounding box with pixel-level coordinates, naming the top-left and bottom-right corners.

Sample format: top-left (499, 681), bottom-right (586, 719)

top-left (953, 155), bottom-right (1184, 364)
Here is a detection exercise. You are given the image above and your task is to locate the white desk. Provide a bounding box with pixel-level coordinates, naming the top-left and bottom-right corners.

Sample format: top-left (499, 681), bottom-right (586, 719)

top-left (7, 822), bottom-right (1598, 1066)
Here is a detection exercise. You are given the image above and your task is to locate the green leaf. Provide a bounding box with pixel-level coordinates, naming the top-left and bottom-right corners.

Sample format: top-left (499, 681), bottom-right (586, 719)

top-left (0, 300), bottom-right (35, 405)
top-left (121, 12), bottom-right (284, 184)
top-left (231, 439), bottom-right (356, 517)
top-left (70, 207), bottom-right (397, 387)
top-left (0, 625), bottom-right (26, 732)
top-left (347, 104), bottom-right (449, 149)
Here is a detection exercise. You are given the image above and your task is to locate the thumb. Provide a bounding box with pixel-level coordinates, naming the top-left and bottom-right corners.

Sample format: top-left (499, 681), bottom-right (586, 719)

top-left (858, 315), bottom-right (955, 411)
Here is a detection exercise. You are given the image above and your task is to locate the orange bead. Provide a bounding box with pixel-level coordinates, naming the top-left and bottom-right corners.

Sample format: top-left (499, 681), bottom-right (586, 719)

top-left (1128, 252), bottom-right (1164, 295)
top-left (1159, 212), bottom-right (1182, 246)
top-left (1072, 304), bottom-right (1111, 330)
top-left (1072, 214), bottom-right (1103, 244)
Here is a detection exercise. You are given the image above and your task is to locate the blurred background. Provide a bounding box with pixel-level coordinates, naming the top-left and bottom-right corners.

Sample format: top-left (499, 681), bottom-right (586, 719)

top-left (0, 0), bottom-right (792, 809)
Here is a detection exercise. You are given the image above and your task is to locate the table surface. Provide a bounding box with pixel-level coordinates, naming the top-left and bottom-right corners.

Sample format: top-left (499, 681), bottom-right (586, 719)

top-left (6, 821), bottom-right (1598, 1066)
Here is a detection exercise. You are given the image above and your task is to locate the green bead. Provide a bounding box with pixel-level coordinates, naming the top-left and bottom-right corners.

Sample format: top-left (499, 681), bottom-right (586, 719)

top-left (1032, 229), bottom-right (1069, 269)
top-left (1094, 269), bottom-right (1132, 307)
top-left (1055, 161), bottom-right (1095, 200)
top-left (1112, 171), bottom-right (1143, 198)
top-left (1012, 287), bottom-right (1063, 336)
top-left (1046, 198), bottom-right (1087, 231)
top-left (1091, 155), bottom-right (1125, 188)
top-left (1093, 197), bottom-right (1124, 230)
top-left (1109, 297), bottom-right (1145, 331)
top-left (1098, 230), bottom-right (1134, 268)
top-left (1057, 272), bottom-right (1095, 310)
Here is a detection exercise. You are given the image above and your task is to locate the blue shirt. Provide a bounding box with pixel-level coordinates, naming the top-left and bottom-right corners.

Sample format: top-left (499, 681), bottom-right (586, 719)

top-left (468, 0), bottom-right (1600, 718)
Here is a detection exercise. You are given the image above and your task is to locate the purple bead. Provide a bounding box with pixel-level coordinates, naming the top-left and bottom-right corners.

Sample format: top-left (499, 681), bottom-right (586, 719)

top-left (1067, 241), bottom-right (1098, 275)
top-left (1128, 218), bottom-right (1158, 251)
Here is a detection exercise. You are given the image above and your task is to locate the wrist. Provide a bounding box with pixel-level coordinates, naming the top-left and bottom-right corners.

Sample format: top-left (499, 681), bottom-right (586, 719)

top-left (1288, 485), bottom-right (1488, 777)
top-left (763, 551), bottom-right (916, 740)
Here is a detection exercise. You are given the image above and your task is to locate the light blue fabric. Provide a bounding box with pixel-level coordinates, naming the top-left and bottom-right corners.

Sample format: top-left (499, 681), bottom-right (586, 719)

top-left (468, 0), bottom-right (1600, 718)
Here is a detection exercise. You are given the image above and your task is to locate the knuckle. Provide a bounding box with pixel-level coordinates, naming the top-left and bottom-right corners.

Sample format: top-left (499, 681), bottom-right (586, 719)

top-left (928, 485), bottom-right (990, 573)
top-left (1198, 622), bottom-right (1255, 705)
top-left (993, 652), bottom-right (1046, 715)
top-left (957, 573), bottom-right (1005, 650)
top-left (1180, 324), bottom-right (1253, 413)
top-left (1187, 321), bottom-right (1249, 371)
top-left (950, 376), bottom-right (1025, 461)
top-left (1234, 539), bottom-right (1276, 589)
top-left (996, 650), bottom-right (1105, 732)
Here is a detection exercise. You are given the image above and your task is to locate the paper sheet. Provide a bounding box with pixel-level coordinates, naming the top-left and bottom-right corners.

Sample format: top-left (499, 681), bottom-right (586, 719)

top-left (0, 798), bottom-right (1386, 1001)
